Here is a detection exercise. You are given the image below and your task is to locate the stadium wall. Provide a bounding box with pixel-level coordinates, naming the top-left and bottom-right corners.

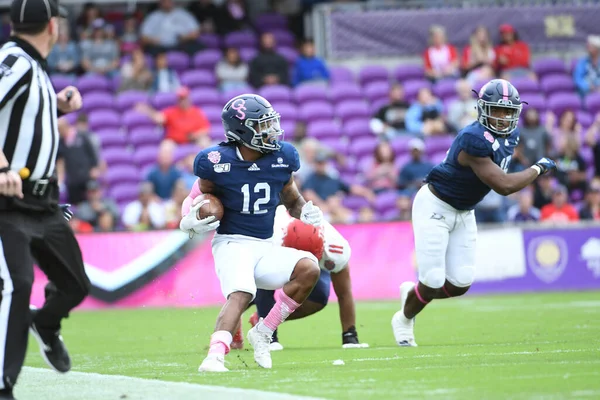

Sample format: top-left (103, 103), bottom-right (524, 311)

top-left (29, 223), bottom-right (600, 310)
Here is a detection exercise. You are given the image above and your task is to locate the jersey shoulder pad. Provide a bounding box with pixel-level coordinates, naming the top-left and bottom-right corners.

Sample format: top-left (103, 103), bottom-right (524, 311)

top-left (193, 145), bottom-right (227, 179)
top-left (458, 126), bottom-right (493, 158)
top-left (278, 142), bottom-right (301, 172)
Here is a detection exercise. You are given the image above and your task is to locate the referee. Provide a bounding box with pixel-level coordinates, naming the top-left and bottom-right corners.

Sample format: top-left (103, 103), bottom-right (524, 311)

top-left (0, 0), bottom-right (91, 398)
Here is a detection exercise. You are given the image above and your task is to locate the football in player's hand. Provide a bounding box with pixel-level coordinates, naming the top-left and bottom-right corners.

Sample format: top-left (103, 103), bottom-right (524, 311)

top-left (193, 194), bottom-right (224, 221)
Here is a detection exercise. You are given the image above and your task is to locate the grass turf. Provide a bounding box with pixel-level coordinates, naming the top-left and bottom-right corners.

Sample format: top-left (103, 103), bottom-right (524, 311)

top-left (25, 291), bottom-right (600, 399)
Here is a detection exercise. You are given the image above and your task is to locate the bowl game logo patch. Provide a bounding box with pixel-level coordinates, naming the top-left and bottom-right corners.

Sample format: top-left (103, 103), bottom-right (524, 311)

top-left (484, 131), bottom-right (495, 143)
top-left (208, 151), bottom-right (221, 164)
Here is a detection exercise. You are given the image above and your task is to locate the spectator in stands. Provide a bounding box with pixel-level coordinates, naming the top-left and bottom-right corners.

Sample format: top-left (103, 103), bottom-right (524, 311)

top-left (164, 179), bottom-right (189, 229)
top-left (76, 3), bottom-right (101, 39)
top-left (546, 110), bottom-right (581, 154)
top-left (495, 24), bottom-right (533, 80)
top-left (507, 143), bottom-right (528, 173)
top-left (249, 32), bottom-right (290, 88)
top-left (461, 25), bottom-right (495, 86)
top-left (215, 0), bottom-right (252, 35)
top-left (302, 151), bottom-right (375, 223)
top-left (507, 188), bottom-right (540, 222)
top-left (215, 47), bottom-right (249, 91)
top-left (292, 40), bottom-right (329, 87)
top-left (447, 79), bottom-right (478, 132)
top-left (370, 84), bottom-right (410, 140)
top-left (56, 118), bottom-right (101, 205)
top-left (141, 0), bottom-right (202, 56)
top-left (81, 19), bottom-right (120, 77)
top-left (119, 47), bottom-right (153, 92)
top-left (573, 35), bottom-right (600, 97)
top-left (520, 108), bottom-right (552, 166)
top-left (76, 180), bottom-right (120, 229)
top-left (363, 142), bottom-right (398, 194)
top-left (395, 194), bottom-right (412, 221)
top-left (579, 183), bottom-right (600, 220)
top-left (357, 206), bottom-right (375, 223)
top-left (584, 112), bottom-right (600, 177)
top-left (188, 0), bottom-right (220, 34)
top-left (152, 52), bottom-right (181, 93)
top-left (405, 88), bottom-right (446, 136)
top-left (540, 184), bottom-right (579, 222)
top-left (146, 141), bottom-right (183, 200)
top-left (48, 27), bottom-right (80, 75)
top-left (533, 174), bottom-right (553, 210)
top-left (423, 25), bottom-right (459, 82)
top-left (295, 138), bottom-right (340, 185)
top-left (475, 191), bottom-right (506, 223)
top-left (96, 211), bottom-right (116, 232)
top-left (291, 121), bottom-right (307, 147)
top-left (136, 86), bottom-right (211, 147)
top-left (555, 136), bottom-right (588, 199)
top-left (68, 216), bottom-right (94, 234)
top-left (74, 114), bottom-right (103, 172)
top-left (179, 153), bottom-right (198, 190)
top-left (397, 138), bottom-right (434, 194)
top-left (120, 14), bottom-right (140, 55)
top-left (123, 182), bottom-right (166, 231)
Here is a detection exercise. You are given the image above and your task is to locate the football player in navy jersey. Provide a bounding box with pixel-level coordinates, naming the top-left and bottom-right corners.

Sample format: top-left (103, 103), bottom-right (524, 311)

top-left (391, 79), bottom-right (557, 347)
top-left (179, 94), bottom-right (323, 372)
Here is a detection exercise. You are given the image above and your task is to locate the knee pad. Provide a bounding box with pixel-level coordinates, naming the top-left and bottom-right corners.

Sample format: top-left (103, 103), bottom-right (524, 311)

top-left (446, 266), bottom-right (475, 288)
top-left (307, 271), bottom-right (331, 306)
top-left (420, 268), bottom-right (446, 289)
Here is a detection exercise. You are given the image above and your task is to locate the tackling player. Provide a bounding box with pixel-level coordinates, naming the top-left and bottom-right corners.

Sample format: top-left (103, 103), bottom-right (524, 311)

top-left (392, 79), bottom-right (557, 346)
top-left (247, 206), bottom-right (368, 350)
top-left (179, 94), bottom-right (324, 372)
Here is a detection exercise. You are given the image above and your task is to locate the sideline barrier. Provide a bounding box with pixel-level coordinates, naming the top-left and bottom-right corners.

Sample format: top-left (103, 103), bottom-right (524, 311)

top-left (30, 223), bottom-right (600, 309)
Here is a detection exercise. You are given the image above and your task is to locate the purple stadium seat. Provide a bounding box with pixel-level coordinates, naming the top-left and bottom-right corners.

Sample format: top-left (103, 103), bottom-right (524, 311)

top-left (151, 92), bottom-right (178, 110)
top-left (349, 136), bottom-right (378, 158)
top-left (116, 91), bottom-right (149, 111)
top-left (306, 120), bottom-right (341, 139)
top-left (430, 151), bottom-right (448, 165)
top-left (393, 64), bottom-right (425, 82)
top-left (272, 30), bottom-right (295, 47)
top-left (190, 88), bottom-right (221, 107)
top-left (102, 148), bottom-right (134, 166)
top-left (202, 105), bottom-right (224, 124)
top-left (342, 195), bottom-right (370, 211)
top-left (133, 146), bottom-right (159, 168)
top-left (532, 58), bottom-right (566, 78)
top-left (98, 131), bottom-right (127, 149)
top-left (547, 93), bottom-right (582, 116)
top-left (433, 79), bottom-right (458, 100)
top-left (299, 101), bottom-right (334, 122)
top-left (359, 65), bottom-right (389, 87)
top-left (239, 47), bottom-right (258, 62)
top-left (259, 85), bottom-right (293, 103)
top-left (370, 98), bottom-right (389, 114)
top-left (521, 93), bottom-right (547, 112)
top-left (335, 100), bottom-right (370, 122)
top-left (403, 79), bottom-right (433, 100)
top-left (88, 110), bottom-right (121, 131)
top-left (425, 135), bottom-right (454, 154)
top-left (273, 102), bottom-right (297, 122)
top-left (82, 91), bottom-right (115, 113)
top-left (224, 31), bottom-right (257, 48)
top-left (278, 47), bottom-right (298, 64)
top-left (294, 84), bottom-right (328, 103)
top-left (581, 146), bottom-right (594, 166)
top-left (193, 49), bottom-right (223, 70)
top-left (280, 120), bottom-right (296, 137)
top-left (104, 165), bottom-right (140, 186)
top-left (210, 127), bottom-right (224, 141)
top-left (221, 88), bottom-right (252, 104)
top-left (344, 119), bottom-right (372, 139)
top-left (166, 51), bottom-right (190, 72)
top-left (122, 110), bottom-right (154, 131)
top-left (110, 184), bottom-right (139, 204)
top-left (256, 14), bottom-right (288, 31)
top-left (577, 110), bottom-right (593, 129)
top-left (364, 81), bottom-right (391, 102)
top-left (180, 70), bottom-right (217, 89)
top-left (129, 127), bottom-right (163, 147)
top-left (390, 136), bottom-right (413, 155)
top-left (330, 84), bottom-right (363, 104)
top-left (379, 209), bottom-right (400, 221)
top-left (374, 191), bottom-right (399, 213)
top-left (77, 75), bottom-right (111, 94)
top-left (51, 75), bottom-right (74, 92)
top-left (174, 144), bottom-right (201, 163)
top-left (511, 77), bottom-right (540, 94)
top-left (540, 74), bottom-right (575, 95)
top-left (394, 153), bottom-right (412, 170)
top-left (200, 34), bottom-right (221, 49)
top-left (585, 92), bottom-right (600, 115)
top-left (329, 66), bottom-right (354, 84)
top-left (319, 138), bottom-right (348, 155)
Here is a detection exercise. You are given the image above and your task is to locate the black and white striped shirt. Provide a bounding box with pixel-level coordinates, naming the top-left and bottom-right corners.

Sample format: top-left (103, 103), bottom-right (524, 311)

top-left (0, 37), bottom-right (59, 181)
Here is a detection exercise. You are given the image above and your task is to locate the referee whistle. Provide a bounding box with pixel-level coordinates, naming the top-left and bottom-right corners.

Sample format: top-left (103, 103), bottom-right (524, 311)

top-left (66, 90), bottom-right (73, 102)
top-left (19, 167), bottom-right (30, 179)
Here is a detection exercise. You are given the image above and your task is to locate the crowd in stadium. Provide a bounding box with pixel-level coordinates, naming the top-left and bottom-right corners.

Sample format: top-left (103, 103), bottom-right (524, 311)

top-left (2, 0), bottom-right (599, 232)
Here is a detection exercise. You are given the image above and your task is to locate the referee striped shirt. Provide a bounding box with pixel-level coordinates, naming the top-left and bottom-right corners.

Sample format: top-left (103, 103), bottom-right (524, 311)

top-left (0, 37), bottom-right (59, 181)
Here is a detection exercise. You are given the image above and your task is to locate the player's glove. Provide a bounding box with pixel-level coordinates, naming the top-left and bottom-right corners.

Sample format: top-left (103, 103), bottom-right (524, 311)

top-left (532, 157), bottom-right (557, 176)
top-left (300, 201), bottom-right (323, 227)
top-left (59, 203), bottom-right (73, 221)
top-left (179, 202), bottom-right (220, 238)
top-left (341, 326), bottom-right (369, 349)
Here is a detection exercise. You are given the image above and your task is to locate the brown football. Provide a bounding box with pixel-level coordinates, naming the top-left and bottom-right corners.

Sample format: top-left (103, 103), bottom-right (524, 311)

top-left (193, 194), bottom-right (224, 221)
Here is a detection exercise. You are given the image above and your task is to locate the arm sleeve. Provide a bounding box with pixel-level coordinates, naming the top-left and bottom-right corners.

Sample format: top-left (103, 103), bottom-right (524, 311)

top-left (0, 55), bottom-right (32, 110)
top-left (457, 132), bottom-right (491, 158)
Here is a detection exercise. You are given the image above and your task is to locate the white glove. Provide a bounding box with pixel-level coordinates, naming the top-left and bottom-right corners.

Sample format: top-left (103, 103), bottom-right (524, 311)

top-left (300, 201), bottom-right (323, 227)
top-left (179, 201), bottom-right (220, 238)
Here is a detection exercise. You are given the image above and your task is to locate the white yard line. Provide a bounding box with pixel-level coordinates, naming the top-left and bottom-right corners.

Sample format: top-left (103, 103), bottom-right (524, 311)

top-left (16, 367), bottom-right (327, 400)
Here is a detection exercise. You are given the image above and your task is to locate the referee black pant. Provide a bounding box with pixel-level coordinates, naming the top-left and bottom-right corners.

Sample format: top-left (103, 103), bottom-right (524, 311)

top-left (0, 208), bottom-right (90, 390)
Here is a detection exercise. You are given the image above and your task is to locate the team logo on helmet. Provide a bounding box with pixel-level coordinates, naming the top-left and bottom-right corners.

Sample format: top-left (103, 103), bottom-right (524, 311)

top-left (231, 98), bottom-right (247, 120)
top-left (208, 151), bottom-right (221, 164)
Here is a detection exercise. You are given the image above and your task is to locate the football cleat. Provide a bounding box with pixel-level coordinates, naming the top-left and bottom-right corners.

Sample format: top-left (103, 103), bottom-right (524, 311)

top-left (29, 306), bottom-right (71, 373)
top-left (249, 311), bottom-right (259, 327)
top-left (391, 282), bottom-right (418, 347)
top-left (198, 354), bottom-right (228, 372)
top-left (269, 341), bottom-right (284, 351)
top-left (247, 319), bottom-right (272, 369)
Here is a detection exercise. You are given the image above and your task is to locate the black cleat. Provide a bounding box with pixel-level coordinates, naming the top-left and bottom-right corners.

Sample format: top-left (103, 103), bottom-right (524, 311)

top-left (0, 388), bottom-right (15, 399)
top-left (29, 310), bottom-right (71, 373)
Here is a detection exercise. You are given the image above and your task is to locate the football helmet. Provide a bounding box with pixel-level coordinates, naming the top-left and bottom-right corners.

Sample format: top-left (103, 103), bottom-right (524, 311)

top-left (222, 94), bottom-right (283, 153)
top-left (282, 218), bottom-right (325, 260)
top-left (476, 79), bottom-right (522, 137)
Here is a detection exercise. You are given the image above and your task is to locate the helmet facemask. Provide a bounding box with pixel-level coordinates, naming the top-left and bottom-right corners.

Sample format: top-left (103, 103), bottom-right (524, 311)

top-left (245, 111), bottom-right (284, 153)
top-left (478, 99), bottom-right (521, 137)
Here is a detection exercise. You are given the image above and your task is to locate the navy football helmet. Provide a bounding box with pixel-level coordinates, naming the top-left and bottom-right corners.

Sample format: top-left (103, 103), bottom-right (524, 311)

top-left (221, 94), bottom-right (283, 153)
top-left (476, 79), bottom-right (522, 137)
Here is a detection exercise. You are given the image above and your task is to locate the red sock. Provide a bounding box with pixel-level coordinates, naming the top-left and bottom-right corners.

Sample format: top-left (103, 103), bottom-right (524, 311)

top-left (208, 330), bottom-right (232, 356)
top-left (259, 291), bottom-right (300, 335)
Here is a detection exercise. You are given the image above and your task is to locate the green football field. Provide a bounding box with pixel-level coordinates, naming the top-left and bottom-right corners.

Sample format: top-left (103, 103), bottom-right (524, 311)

top-left (18, 291), bottom-right (600, 400)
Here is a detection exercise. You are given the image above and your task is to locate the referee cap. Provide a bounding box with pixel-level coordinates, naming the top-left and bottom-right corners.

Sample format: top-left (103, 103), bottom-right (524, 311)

top-left (10, 0), bottom-right (68, 25)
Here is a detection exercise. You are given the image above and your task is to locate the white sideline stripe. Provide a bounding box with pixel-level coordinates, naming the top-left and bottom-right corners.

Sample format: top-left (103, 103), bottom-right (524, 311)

top-left (17, 367), bottom-right (326, 400)
top-left (0, 239), bottom-right (13, 390)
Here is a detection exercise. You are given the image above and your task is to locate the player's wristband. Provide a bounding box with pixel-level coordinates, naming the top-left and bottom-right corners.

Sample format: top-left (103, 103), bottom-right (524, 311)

top-left (530, 165), bottom-right (542, 176)
top-left (0, 166), bottom-right (10, 174)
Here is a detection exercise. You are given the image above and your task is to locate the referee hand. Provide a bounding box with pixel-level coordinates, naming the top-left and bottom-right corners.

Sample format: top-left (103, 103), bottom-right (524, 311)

top-left (0, 169), bottom-right (23, 198)
top-left (57, 86), bottom-right (83, 114)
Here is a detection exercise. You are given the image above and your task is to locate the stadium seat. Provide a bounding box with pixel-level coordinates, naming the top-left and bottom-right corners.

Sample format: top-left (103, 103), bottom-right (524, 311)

top-left (335, 100), bottom-right (371, 122)
top-left (349, 136), bottom-right (378, 158)
top-left (82, 91), bottom-right (115, 113)
top-left (510, 77), bottom-right (540, 94)
top-left (104, 165), bottom-right (140, 186)
top-left (88, 110), bottom-right (121, 131)
top-left (51, 75), bottom-right (74, 92)
top-left (180, 70), bottom-right (217, 89)
top-left (166, 51), bottom-right (190, 72)
top-left (344, 118), bottom-right (372, 140)
top-left (272, 30), bottom-right (296, 47)
top-left (77, 74), bottom-right (111, 94)
top-left (374, 191), bottom-right (399, 213)
top-left (342, 195), bottom-right (370, 211)
top-left (255, 14), bottom-right (288, 31)
top-left (329, 66), bottom-right (354, 84)
top-left (540, 74), bottom-right (576, 95)
top-left (98, 131), bottom-right (127, 149)
top-left (547, 93), bottom-right (582, 116)
top-left (433, 79), bottom-right (458, 100)
top-left (390, 136), bottom-right (413, 155)
top-left (238, 47), bottom-right (258, 62)
top-left (174, 144), bottom-right (201, 163)
top-left (193, 49), bottom-right (223, 70)
top-left (370, 98), bottom-right (389, 114)
top-left (403, 79), bottom-right (433, 100)
top-left (202, 105), bottom-right (224, 125)
top-left (102, 148), bottom-right (134, 167)
top-left (306, 120), bottom-right (341, 139)
top-left (190, 88), bottom-right (222, 107)
top-left (532, 58), bottom-right (566, 78)
top-left (299, 101), bottom-right (334, 122)
top-left (576, 110), bottom-right (593, 129)
top-left (121, 110), bottom-right (154, 131)
top-left (224, 31), bottom-right (258, 48)
top-left (319, 138), bottom-right (348, 155)
top-left (330, 84), bottom-right (363, 104)
top-left (129, 127), bottom-right (163, 147)
top-left (260, 85), bottom-right (293, 103)
top-left (200, 33), bottom-right (221, 49)
top-left (133, 146), bottom-right (159, 168)
top-left (358, 65), bottom-right (389, 87)
top-left (221, 87), bottom-right (254, 104)
top-left (271, 102), bottom-right (297, 122)
top-left (110, 183), bottom-right (140, 204)
top-left (151, 92), bottom-right (178, 110)
top-left (521, 93), bottom-right (547, 112)
top-left (425, 135), bottom-right (454, 154)
top-left (364, 81), bottom-right (391, 102)
top-left (116, 90), bottom-right (149, 111)
top-left (393, 64), bottom-right (425, 82)
top-left (278, 47), bottom-right (299, 64)
top-left (585, 92), bottom-right (600, 115)
top-left (294, 84), bottom-right (328, 103)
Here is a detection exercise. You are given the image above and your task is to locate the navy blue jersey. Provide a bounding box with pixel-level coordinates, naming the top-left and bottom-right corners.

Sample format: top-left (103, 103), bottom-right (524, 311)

top-left (194, 142), bottom-right (300, 239)
top-left (425, 121), bottom-right (520, 210)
